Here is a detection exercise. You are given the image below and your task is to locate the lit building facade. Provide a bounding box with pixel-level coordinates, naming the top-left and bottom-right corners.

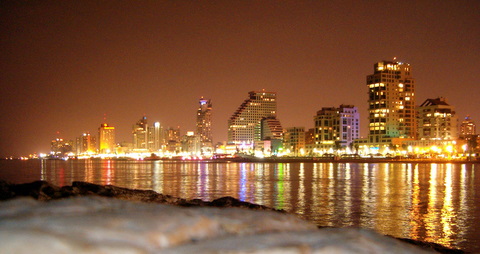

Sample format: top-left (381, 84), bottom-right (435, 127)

top-left (181, 131), bottom-right (202, 156)
top-left (132, 116), bottom-right (164, 153)
top-left (283, 127), bottom-right (305, 156)
top-left (314, 105), bottom-right (360, 150)
top-left (258, 117), bottom-right (283, 140)
top-left (133, 116), bottom-right (148, 150)
top-left (50, 138), bottom-right (73, 157)
top-left (75, 132), bottom-right (96, 155)
top-left (98, 123), bottom-right (115, 154)
top-left (367, 60), bottom-right (416, 145)
top-left (417, 97), bottom-right (458, 140)
top-left (196, 98), bottom-right (213, 152)
top-left (147, 122), bottom-right (163, 152)
top-left (228, 90), bottom-right (277, 145)
top-left (253, 117), bottom-right (283, 156)
top-left (166, 127), bottom-right (181, 153)
top-left (305, 128), bottom-right (315, 155)
top-left (460, 116), bottom-right (476, 137)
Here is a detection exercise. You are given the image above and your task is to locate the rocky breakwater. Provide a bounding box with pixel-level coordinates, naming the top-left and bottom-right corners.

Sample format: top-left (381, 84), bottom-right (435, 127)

top-left (0, 180), bottom-right (273, 209)
top-left (0, 181), bottom-right (463, 253)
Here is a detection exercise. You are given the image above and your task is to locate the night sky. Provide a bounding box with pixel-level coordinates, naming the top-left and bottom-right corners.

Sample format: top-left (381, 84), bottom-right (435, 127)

top-left (1, 1), bottom-right (479, 157)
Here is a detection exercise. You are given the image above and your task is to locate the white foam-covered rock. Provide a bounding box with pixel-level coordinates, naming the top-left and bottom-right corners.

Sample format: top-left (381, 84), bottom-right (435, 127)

top-left (0, 197), bottom-right (433, 253)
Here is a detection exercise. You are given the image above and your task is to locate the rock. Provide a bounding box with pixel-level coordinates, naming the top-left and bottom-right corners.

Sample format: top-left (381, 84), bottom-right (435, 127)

top-left (0, 197), bottom-right (434, 254)
top-left (10, 180), bottom-right (69, 201)
top-left (0, 180), bottom-right (15, 200)
top-left (163, 228), bottom-right (436, 254)
top-left (208, 196), bottom-right (269, 209)
top-left (0, 180), bottom-right (278, 211)
top-left (0, 181), bottom-right (463, 253)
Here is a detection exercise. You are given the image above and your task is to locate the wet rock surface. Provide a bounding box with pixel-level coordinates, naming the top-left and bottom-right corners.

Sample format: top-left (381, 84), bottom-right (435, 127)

top-left (0, 180), bottom-right (464, 253)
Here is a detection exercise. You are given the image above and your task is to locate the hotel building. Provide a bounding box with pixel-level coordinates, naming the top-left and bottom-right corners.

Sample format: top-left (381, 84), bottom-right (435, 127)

top-left (98, 123), bottom-right (115, 154)
top-left (228, 90), bottom-right (277, 145)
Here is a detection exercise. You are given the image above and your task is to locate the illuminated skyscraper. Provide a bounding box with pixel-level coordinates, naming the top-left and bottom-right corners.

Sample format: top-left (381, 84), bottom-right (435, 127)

top-left (367, 60), bottom-right (416, 144)
top-left (417, 97), bottom-right (458, 140)
top-left (98, 123), bottom-right (115, 154)
top-left (147, 122), bottom-right (163, 152)
top-left (132, 116), bottom-right (164, 152)
top-left (228, 90), bottom-right (277, 145)
top-left (196, 97), bottom-right (213, 148)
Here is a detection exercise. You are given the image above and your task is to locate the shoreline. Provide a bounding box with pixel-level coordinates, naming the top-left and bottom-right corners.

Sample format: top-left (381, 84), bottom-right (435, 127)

top-left (211, 156), bottom-right (480, 164)
top-left (6, 156), bottom-right (479, 164)
top-left (0, 180), bottom-right (466, 253)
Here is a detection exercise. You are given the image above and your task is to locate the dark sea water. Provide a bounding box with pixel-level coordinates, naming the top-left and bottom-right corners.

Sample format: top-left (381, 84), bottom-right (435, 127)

top-left (1, 159), bottom-right (479, 252)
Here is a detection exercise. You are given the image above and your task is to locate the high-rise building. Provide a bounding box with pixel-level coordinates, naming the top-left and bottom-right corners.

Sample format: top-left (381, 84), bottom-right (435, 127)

top-left (98, 123), bottom-right (115, 154)
top-left (367, 60), bottom-right (416, 144)
top-left (181, 131), bottom-right (202, 155)
top-left (166, 127), bottom-right (181, 153)
top-left (314, 105), bottom-right (360, 150)
top-left (147, 122), bottom-right (163, 152)
top-left (75, 132), bottom-right (96, 155)
top-left (132, 116), bottom-right (165, 153)
top-left (417, 97), bottom-right (458, 140)
top-left (133, 116), bottom-right (148, 150)
top-left (460, 116), bottom-right (476, 137)
top-left (228, 90), bottom-right (277, 145)
top-left (196, 97), bottom-right (213, 148)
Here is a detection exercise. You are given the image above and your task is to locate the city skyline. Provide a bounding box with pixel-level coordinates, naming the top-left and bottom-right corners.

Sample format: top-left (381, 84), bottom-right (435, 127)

top-left (20, 82), bottom-right (479, 157)
top-left (1, 1), bottom-right (479, 157)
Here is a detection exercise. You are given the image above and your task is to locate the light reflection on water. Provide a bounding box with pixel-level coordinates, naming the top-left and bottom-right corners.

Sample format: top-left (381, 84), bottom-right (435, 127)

top-left (0, 159), bottom-right (478, 252)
